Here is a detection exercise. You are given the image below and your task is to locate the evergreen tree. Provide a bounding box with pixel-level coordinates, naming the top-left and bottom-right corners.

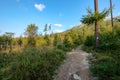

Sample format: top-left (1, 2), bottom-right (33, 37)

top-left (81, 0), bottom-right (109, 50)
top-left (53, 34), bottom-right (61, 46)
top-left (63, 34), bottom-right (73, 48)
top-left (44, 35), bottom-right (50, 46)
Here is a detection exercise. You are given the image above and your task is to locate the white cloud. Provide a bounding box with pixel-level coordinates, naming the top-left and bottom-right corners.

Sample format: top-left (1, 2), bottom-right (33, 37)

top-left (53, 30), bottom-right (64, 33)
top-left (34, 3), bottom-right (45, 11)
top-left (54, 24), bottom-right (63, 27)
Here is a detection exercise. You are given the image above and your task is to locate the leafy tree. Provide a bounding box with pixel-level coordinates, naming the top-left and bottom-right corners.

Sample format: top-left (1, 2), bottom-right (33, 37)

top-left (25, 24), bottom-right (38, 47)
top-left (25, 24), bottom-right (38, 37)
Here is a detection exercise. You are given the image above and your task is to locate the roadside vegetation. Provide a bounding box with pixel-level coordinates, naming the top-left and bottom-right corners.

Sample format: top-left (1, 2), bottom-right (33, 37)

top-left (0, 47), bottom-right (65, 80)
top-left (82, 20), bottom-right (120, 80)
top-left (0, 22), bottom-right (84, 80)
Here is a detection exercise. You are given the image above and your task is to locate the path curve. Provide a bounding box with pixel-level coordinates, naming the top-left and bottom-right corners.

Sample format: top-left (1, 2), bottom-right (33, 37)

top-left (54, 46), bottom-right (90, 80)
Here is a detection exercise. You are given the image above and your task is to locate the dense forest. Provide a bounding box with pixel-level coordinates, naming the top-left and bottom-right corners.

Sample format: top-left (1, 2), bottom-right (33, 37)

top-left (0, 0), bottom-right (120, 80)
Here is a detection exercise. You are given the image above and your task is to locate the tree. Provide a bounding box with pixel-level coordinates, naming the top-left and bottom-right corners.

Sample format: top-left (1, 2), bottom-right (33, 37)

top-left (43, 24), bottom-right (52, 34)
top-left (110, 0), bottom-right (114, 28)
top-left (25, 24), bottom-right (38, 37)
top-left (81, 0), bottom-right (109, 50)
top-left (25, 24), bottom-right (38, 47)
top-left (53, 34), bottom-right (61, 46)
top-left (116, 18), bottom-right (120, 22)
top-left (44, 24), bottom-right (48, 34)
top-left (17, 36), bottom-right (23, 48)
top-left (63, 34), bottom-right (73, 48)
top-left (4, 32), bottom-right (14, 51)
top-left (49, 24), bottom-right (51, 31)
top-left (43, 24), bottom-right (52, 46)
top-left (94, 0), bottom-right (99, 51)
top-left (0, 36), bottom-right (4, 51)
top-left (44, 35), bottom-right (50, 46)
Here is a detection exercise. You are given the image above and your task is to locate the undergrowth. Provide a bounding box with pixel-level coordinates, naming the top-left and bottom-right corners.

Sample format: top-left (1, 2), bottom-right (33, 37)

top-left (0, 47), bottom-right (66, 80)
top-left (83, 24), bottom-right (120, 80)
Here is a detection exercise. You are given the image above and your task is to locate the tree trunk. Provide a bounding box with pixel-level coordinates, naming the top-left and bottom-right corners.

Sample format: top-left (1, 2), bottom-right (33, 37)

top-left (0, 44), bottom-right (1, 52)
top-left (94, 0), bottom-right (99, 51)
top-left (110, 0), bottom-right (114, 29)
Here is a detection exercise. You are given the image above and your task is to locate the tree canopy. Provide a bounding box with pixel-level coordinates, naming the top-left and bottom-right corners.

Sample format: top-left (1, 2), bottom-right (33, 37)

top-left (81, 8), bottom-right (110, 25)
top-left (25, 24), bottom-right (38, 37)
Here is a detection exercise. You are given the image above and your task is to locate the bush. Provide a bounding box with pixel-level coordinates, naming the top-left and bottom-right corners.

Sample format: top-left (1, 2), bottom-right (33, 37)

top-left (84, 36), bottom-right (94, 47)
top-left (57, 43), bottom-right (73, 51)
top-left (90, 55), bottom-right (118, 80)
top-left (0, 47), bottom-right (66, 80)
top-left (98, 32), bottom-right (120, 51)
top-left (80, 20), bottom-right (120, 80)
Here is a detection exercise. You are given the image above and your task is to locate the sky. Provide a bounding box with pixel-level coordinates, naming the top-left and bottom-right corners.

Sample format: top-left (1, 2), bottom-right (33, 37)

top-left (0, 0), bottom-right (120, 37)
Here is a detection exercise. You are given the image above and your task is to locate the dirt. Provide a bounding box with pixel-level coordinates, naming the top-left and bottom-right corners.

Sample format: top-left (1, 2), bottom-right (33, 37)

top-left (54, 46), bottom-right (91, 80)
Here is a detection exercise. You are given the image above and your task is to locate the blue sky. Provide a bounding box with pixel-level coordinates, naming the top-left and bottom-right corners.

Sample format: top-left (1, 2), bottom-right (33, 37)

top-left (0, 0), bottom-right (120, 37)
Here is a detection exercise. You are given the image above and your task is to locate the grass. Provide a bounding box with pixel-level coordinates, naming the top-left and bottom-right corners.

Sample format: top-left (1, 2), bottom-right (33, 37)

top-left (0, 47), bottom-right (66, 80)
top-left (83, 29), bottom-right (120, 80)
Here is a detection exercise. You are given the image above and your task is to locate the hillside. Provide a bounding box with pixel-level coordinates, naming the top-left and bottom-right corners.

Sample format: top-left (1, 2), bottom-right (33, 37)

top-left (0, 16), bottom-right (120, 80)
top-left (70, 19), bottom-right (120, 80)
top-left (54, 17), bottom-right (120, 80)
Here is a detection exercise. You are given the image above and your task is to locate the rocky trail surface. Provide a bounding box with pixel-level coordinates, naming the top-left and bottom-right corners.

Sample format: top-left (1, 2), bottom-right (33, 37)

top-left (54, 46), bottom-right (91, 80)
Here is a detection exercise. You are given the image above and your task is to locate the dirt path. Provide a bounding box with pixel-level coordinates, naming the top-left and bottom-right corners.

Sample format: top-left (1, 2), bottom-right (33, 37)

top-left (54, 46), bottom-right (91, 80)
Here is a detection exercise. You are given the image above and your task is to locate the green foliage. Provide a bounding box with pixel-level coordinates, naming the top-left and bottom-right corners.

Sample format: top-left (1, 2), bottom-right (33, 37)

top-left (81, 8), bottom-right (109, 25)
top-left (91, 56), bottom-right (117, 80)
top-left (84, 35), bottom-right (94, 47)
top-left (53, 34), bottom-right (61, 46)
top-left (24, 24), bottom-right (38, 47)
top-left (99, 32), bottom-right (120, 51)
top-left (25, 24), bottom-right (38, 37)
top-left (27, 37), bottom-right (36, 47)
top-left (0, 32), bottom-right (14, 51)
top-left (63, 34), bottom-right (73, 51)
top-left (44, 35), bottom-right (51, 46)
top-left (0, 47), bottom-right (66, 80)
top-left (83, 21), bottom-right (120, 80)
top-left (17, 37), bottom-right (23, 47)
top-left (115, 18), bottom-right (120, 22)
top-left (73, 35), bottom-right (82, 46)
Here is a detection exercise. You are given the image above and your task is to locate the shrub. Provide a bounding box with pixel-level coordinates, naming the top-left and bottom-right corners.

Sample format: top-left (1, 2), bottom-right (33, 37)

top-left (84, 35), bottom-right (94, 47)
top-left (90, 56), bottom-right (117, 80)
top-left (0, 47), bottom-right (66, 80)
